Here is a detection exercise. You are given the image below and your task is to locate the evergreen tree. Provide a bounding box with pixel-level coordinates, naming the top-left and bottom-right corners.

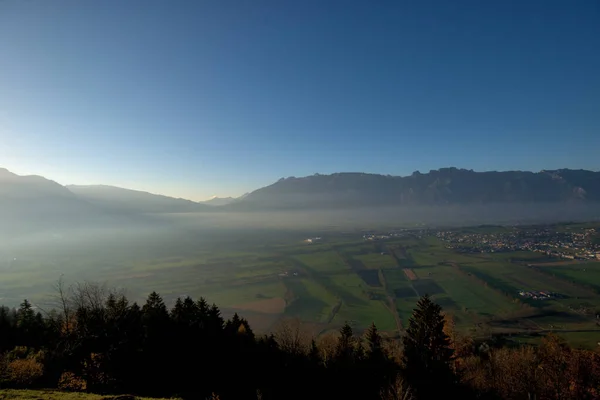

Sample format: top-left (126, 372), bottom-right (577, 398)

top-left (354, 340), bottom-right (366, 363)
top-left (181, 296), bottom-right (198, 326)
top-left (170, 297), bottom-right (185, 321)
top-left (16, 299), bottom-right (35, 328)
top-left (196, 297), bottom-right (209, 329)
top-left (0, 306), bottom-right (14, 351)
top-left (363, 322), bottom-right (393, 396)
top-left (16, 299), bottom-right (39, 346)
top-left (142, 292), bottom-right (169, 319)
top-left (226, 312), bottom-right (241, 334)
top-left (141, 292), bottom-right (171, 395)
top-left (335, 322), bottom-right (355, 364)
top-left (141, 291), bottom-right (170, 339)
top-left (402, 295), bottom-right (456, 399)
top-left (208, 303), bottom-right (224, 333)
top-left (364, 322), bottom-right (383, 361)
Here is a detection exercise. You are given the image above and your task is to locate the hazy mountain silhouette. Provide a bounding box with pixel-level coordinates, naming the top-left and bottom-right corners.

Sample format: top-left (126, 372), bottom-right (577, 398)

top-left (0, 167), bottom-right (74, 199)
top-left (0, 168), bottom-right (114, 235)
top-left (200, 196), bottom-right (238, 206)
top-left (227, 168), bottom-right (600, 210)
top-left (67, 185), bottom-right (212, 213)
top-left (2, 167), bottom-right (600, 229)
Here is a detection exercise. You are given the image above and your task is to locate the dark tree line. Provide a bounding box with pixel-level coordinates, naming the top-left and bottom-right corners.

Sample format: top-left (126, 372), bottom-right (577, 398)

top-left (1, 286), bottom-right (600, 400)
top-left (0, 283), bottom-right (410, 399)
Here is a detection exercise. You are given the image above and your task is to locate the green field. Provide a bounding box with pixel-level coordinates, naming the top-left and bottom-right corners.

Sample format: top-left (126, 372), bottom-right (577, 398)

top-left (292, 251), bottom-right (350, 273)
top-left (284, 278), bottom-right (338, 322)
top-left (544, 262), bottom-right (600, 291)
top-left (353, 253), bottom-right (397, 269)
top-left (3, 225), bottom-right (600, 346)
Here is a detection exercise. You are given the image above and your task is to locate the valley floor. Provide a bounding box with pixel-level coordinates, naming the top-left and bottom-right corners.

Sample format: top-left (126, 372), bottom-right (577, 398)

top-left (3, 221), bottom-right (600, 348)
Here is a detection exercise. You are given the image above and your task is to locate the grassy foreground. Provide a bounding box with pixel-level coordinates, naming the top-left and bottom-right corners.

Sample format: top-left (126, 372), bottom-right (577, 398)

top-left (0, 390), bottom-right (178, 400)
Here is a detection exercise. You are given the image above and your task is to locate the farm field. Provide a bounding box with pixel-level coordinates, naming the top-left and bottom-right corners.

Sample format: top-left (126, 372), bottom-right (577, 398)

top-left (2, 224), bottom-right (600, 347)
top-left (352, 253), bottom-right (397, 269)
top-left (542, 262), bottom-right (600, 291)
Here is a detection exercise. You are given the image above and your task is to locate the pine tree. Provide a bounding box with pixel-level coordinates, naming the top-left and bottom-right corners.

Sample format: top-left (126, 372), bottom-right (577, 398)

top-left (182, 296), bottom-right (198, 326)
top-left (208, 303), bottom-right (224, 333)
top-left (141, 292), bottom-right (171, 395)
top-left (354, 340), bottom-right (366, 363)
top-left (363, 322), bottom-right (392, 397)
top-left (16, 299), bottom-right (38, 346)
top-left (240, 318), bottom-right (254, 339)
top-left (171, 297), bottom-right (185, 321)
top-left (141, 292), bottom-right (169, 340)
top-left (364, 322), bottom-right (383, 361)
top-left (142, 292), bottom-right (168, 316)
top-left (335, 322), bottom-right (355, 363)
top-left (0, 306), bottom-right (15, 351)
top-left (16, 299), bottom-right (35, 329)
top-left (226, 313), bottom-right (242, 335)
top-left (402, 295), bottom-right (455, 398)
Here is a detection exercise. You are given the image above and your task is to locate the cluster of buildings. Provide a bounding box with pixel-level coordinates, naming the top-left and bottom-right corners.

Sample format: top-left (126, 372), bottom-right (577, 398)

top-left (436, 228), bottom-right (600, 260)
top-left (362, 230), bottom-right (414, 241)
top-left (518, 290), bottom-right (561, 300)
top-left (363, 233), bottom-right (391, 241)
top-left (278, 270), bottom-right (299, 277)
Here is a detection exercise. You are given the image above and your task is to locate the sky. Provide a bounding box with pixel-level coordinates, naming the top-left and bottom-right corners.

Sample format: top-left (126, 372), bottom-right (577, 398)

top-left (0, 0), bottom-right (599, 200)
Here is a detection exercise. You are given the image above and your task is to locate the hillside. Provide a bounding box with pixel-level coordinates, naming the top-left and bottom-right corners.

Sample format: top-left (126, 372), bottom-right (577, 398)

top-left (0, 168), bottom-right (76, 199)
top-left (229, 168), bottom-right (600, 210)
top-left (0, 169), bottom-right (105, 235)
top-left (67, 185), bottom-right (211, 214)
top-left (0, 170), bottom-right (172, 237)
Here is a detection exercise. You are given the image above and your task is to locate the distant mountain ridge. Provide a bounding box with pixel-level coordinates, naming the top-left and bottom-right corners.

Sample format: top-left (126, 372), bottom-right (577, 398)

top-left (0, 167), bottom-right (75, 199)
top-left (200, 196), bottom-right (238, 206)
top-left (67, 185), bottom-right (211, 213)
top-left (0, 169), bottom-right (120, 235)
top-left (228, 168), bottom-right (600, 210)
top-left (1, 167), bottom-right (600, 219)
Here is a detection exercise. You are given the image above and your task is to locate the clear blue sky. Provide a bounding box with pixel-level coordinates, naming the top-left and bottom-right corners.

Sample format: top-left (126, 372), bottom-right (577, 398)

top-left (0, 0), bottom-right (598, 200)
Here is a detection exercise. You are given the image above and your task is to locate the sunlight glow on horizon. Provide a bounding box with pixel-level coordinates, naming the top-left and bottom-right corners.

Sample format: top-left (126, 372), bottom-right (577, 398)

top-left (0, 160), bottom-right (246, 201)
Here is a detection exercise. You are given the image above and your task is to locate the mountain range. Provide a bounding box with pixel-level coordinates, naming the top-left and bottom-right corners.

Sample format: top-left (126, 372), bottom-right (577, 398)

top-left (66, 185), bottom-right (214, 214)
top-left (228, 168), bottom-right (600, 210)
top-left (0, 168), bottom-right (126, 235)
top-left (201, 195), bottom-right (243, 206)
top-left (1, 167), bottom-right (599, 226)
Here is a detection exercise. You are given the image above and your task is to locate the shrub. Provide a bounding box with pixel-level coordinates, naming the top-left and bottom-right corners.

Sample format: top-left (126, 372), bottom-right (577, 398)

top-left (83, 352), bottom-right (111, 391)
top-left (4, 346), bottom-right (45, 364)
top-left (4, 346), bottom-right (29, 361)
top-left (58, 371), bottom-right (87, 391)
top-left (7, 358), bottom-right (44, 386)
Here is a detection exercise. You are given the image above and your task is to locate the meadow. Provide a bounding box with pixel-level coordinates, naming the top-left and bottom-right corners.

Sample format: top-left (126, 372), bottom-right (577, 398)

top-left (2, 222), bottom-right (600, 347)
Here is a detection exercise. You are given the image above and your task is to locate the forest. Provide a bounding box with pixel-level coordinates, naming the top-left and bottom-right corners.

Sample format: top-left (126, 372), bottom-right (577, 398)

top-left (1, 282), bottom-right (599, 400)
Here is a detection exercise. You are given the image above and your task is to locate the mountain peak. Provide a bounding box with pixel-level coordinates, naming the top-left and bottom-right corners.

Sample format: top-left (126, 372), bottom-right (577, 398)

top-left (202, 196), bottom-right (237, 206)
